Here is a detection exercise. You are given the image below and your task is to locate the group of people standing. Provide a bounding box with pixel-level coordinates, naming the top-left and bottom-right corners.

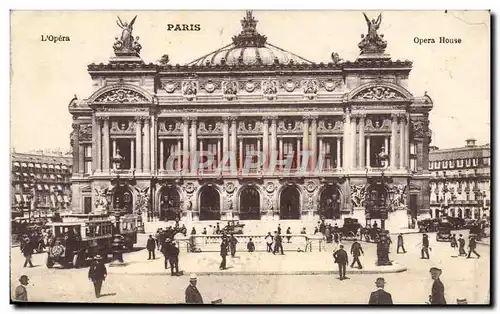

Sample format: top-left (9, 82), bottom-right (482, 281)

top-left (147, 234), bottom-right (180, 276)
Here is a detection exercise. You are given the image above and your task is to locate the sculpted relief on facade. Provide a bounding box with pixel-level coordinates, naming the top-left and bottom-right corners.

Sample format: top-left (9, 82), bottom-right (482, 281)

top-left (352, 86), bottom-right (405, 101)
top-left (350, 184), bottom-right (367, 208)
top-left (78, 123), bottom-right (92, 141)
top-left (94, 88), bottom-right (149, 103)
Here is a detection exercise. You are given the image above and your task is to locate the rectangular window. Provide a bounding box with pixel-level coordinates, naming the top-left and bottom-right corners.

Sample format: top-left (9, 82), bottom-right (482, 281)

top-left (410, 143), bottom-right (416, 155)
top-left (466, 159), bottom-right (471, 167)
top-left (410, 159), bottom-right (417, 172)
top-left (449, 160), bottom-right (455, 168)
top-left (85, 161), bottom-right (92, 174)
top-left (84, 197), bottom-right (92, 214)
top-left (428, 162), bottom-right (433, 170)
top-left (435, 161), bottom-right (440, 169)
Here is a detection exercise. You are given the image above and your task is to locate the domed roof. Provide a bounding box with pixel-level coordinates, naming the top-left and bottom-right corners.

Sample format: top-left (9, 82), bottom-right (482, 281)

top-left (187, 12), bottom-right (312, 66)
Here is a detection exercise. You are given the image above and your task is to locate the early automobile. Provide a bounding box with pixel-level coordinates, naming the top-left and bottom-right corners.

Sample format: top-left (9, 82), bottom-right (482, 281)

top-left (418, 218), bottom-right (438, 233)
top-left (45, 219), bottom-right (114, 268)
top-left (221, 220), bottom-right (245, 235)
top-left (340, 218), bottom-right (362, 240)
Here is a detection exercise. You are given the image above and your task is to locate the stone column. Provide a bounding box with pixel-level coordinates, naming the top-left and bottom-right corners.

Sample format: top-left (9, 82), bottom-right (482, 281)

top-left (91, 115), bottom-right (98, 173)
top-left (302, 117), bottom-right (310, 170)
top-left (135, 118), bottom-right (142, 172)
top-left (130, 139), bottom-right (135, 170)
top-left (182, 117), bottom-right (189, 172)
top-left (336, 137), bottom-right (341, 169)
top-left (270, 118), bottom-right (277, 172)
top-left (217, 139), bottom-right (222, 170)
top-left (78, 143), bottom-right (85, 174)
top-left (343, 110), bottom-right (351, 169)
top-left (399, 115), bottom-right (405, 169)
top-left (95, 118), bottom-right (102, 172)
top-left (390, 113), bottom-right (397, 169)
top-left (318, 137), bottom-right (323, 171)
top-left (222, 117), bottom-right (229, 168)
top-left (405, 115), bottom-right (410, 168)
top-left (310, 117), bottom-right (318, 171)
top-left (72, 124), bottom-right (80, 174)
top-left (384, 137), bottom-right (389, 155)
top-left (296, 138), bottom-right (301, 170)
top-left (112, 139), bottom-right (117, 158)
top-left (366, 136), bottom-right (371, 168)
top-left (190, 118), bottom-right (198, 173)
top-left (358, 115), bottom-right (365, 168)
top-left (177, 140), bottom-right (182, 171)
top-left (351, 115), bottom-right (357, 169)
top-left (279, 138), bottom-right (284, 171)
top-left (159, 140), bottom-right (164, 170)
top-left (239, 139), bottom-right (243, 171)
top-left (263, 118), bottom-right (269, 169)
top-left (102, 118), bottom-right (110, 172)
top-left (151, 117), bottom-right (157, 173)
top-left (257, 138), bottom-right (261, 171)
top-left (231, 118), bottom-right (237, 169)
top-left (199, 140), bottom-right (204, 174)
top-left (143, 118), bottom-right (151, 172)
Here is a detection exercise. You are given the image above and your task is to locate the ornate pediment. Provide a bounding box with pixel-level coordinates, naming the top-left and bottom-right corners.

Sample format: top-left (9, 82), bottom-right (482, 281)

top-left (277, 120), bottom-right (303, 133)
top-left (348, 82), bottom-right (412, 102)
top-left (199, 121), bottom-right (223, 134)
top-left (159, 121), bottom-right (182, 134)
top-left (237, 120), bottom-right (263, 134)
top-left (91, 85), bottom-right (152, 104)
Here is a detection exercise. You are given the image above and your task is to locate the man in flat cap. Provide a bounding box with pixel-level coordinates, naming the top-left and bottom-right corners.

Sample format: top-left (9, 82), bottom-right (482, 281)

top-left (429, 267), bottom-right (446, 304)
top-left (88, 255), bottom-right (107, 298)
top-left (14, 275), bottom-right (29, 302)
top-left (185, 273), bottom-right (203, 304)
top-left (368, 277), bottom-right (393, 304)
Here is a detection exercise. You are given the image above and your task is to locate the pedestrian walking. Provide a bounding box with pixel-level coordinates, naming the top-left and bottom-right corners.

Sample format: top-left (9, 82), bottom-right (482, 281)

top-left (22, 238), bottom-right (34, 268)
top-left (368, 277), bottom-right (393, 304)
top-left (146, 235), bottom-right (156, 260)
top-left (162, 238), bottom-right (172, 269)
top-left (420, 234), bottom-right (430, 259)
top-left (333, 245), bottom-right (348, 280)
top-left (273, 232), bottom-right (284, 255)
top-left (428, 267), bottom-right (446, 304)
top-left (350, 239), bottom-right (364, 269)
top-left (169, 242), bottom-right (180, 276)
top-left (229, 234), bottom-right (238, 257)
top-left (277, 224), bottom-right (282, 235)
top-left (467, 235), bottom-right (481, 259)
top-left (450, 234), bottom-right (457, 249)
top-left (155, 229), bottom-right (161, 247)
top-left (247, 238), bottom-right (255, 252)
top-left (191, 227), bottom-right (196, 235)
top-left (185, 274), bottom-right (203, 304)
top-left (397, 233), bottom-right (406, 254)
top-left (219, 239), bottom-right (228, 270)
top-left (265, 232), bottom-right (273, 253)
top-left (458, 234), bottom-right (467, 256)
top-left (286, 227), bottom-right (292, 243)
top-left (14, 275), bottom-right (29, 302)
top-left (88, 255), bottom-right (107, 298)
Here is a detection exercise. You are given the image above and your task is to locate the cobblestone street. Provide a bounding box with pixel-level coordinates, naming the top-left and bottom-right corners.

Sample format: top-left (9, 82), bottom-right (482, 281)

top-left (10, 232), bottom-right (490, 304)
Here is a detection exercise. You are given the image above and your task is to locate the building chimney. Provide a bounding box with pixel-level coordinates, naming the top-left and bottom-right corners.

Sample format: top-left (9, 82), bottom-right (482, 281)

top-left (465, 138), bottom-right (477, 147)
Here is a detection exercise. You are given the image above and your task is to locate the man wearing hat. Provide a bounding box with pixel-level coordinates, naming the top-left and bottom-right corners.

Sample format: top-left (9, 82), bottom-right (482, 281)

top-left (162, 238), bottom-right (172, 270)
top-left (22, 237), bottom-right (34, 268)
top-left (429, 267), bottom-right (446, 304)
top-left (169, 242), bottom-right (180, 276)
top-left (420, 234), bottom-right (430, 259)
top-left (185, 274), bottom-right (203, 304)
top-left (14, 275), bottom-right (29, 302)
top-left (333, 245), bottom-right (348, 280)
top-left (146, 235), bottom-right (156, 260)
top-left (467, 235), bottom-right (481, 259)
top-left (458, 234), bottom-right (467, 256)
top-left (220, 238), bottom-right (229, 270)
top-left (368, 277), bottom-right (393, 304)
top-left (88, 255), bottom-right (107, 298)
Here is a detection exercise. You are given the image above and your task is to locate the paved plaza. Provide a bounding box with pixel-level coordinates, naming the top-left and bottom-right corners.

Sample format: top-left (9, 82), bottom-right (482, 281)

top-left (10, 230), bottom-right (490, 304)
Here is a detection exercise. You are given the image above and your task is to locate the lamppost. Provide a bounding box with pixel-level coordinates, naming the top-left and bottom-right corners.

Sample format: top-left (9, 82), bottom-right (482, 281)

top-left (109, 153), bottom-right (126, 267)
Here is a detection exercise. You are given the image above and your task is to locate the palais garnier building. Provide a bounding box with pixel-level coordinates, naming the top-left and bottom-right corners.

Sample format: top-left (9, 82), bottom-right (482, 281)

top-left (68, 11), bottom-right (433, 230)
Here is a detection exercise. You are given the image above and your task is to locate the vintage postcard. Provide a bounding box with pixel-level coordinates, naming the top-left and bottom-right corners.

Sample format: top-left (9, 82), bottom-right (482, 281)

top-left (10, 10), bottom-right (490, 305)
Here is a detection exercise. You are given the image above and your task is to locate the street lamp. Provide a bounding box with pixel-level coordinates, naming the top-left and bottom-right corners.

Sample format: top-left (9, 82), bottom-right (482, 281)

top-left (109, 153), bottom-right (126, 267)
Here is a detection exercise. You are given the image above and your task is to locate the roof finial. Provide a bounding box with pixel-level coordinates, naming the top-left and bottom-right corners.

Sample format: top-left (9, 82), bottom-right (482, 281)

top-left (232, 10), bottom-right (267, 47)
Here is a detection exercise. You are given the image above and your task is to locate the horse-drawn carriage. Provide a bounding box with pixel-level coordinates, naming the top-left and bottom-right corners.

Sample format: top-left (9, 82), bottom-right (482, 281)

top-left (339, 218), bottom-right (362, 240)
top-left (221, 220), bottom-right (245, 235)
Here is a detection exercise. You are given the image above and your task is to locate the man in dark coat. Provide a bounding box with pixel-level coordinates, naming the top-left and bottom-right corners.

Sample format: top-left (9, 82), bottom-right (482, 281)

top-left (22, 239), bottom-right (34, 268)
top-left (286, 227), bottom-right (292, 243)
top-left (265, 232), bottom-right (273, 253)
top-left (229, 234), bottom-right (238, 257)
top-left (185, 274), bottom-right (203, 304)
top-left (169, 242), bottom-right (180, 276)
top-left (397, 233), bottom-right (406, 254)
top-left (333, 245), bottom-right (348, 280)
top-left (247, 238), bottom-right (255, 252)
top-left (219, 239), bottom-right (228, 270)
top-left (458, 234), bottom-right (467, 256)
top-left (350, 240), bottom-right (364, 269)
top-left (467, 235), bottom-right (481, 259)
top-left (273, 232), bottom-right (284, 255)
top-left (14, 275), bottom-right (29, 302)
top-left (162, 238), bottom-right (172, 270)
top-left (277, 224), bottom-right (282, 235)
top-left (429, 267), bottom-right (446, 304)
top-left (146, 235), bottom-right (156, 260)
top-left (421, 234), bottom-right (430, 259)
top-left (88, 255), bottom-right (107, 298)
top-left (368, 277), bottom-right (393, 304)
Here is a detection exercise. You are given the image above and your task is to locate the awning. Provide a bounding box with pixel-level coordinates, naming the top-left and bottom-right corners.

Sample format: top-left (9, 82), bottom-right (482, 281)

top-left (37, 184), bottom-right (43, 191)
top-left (55, 165), bottom-right (61, 170)
top-left (62, 165), bottom-right (68, 170)
top-left (28, 163), bottom-right (34, 167)
top-left (42, 164), bottom-right (47, 168)
top-left (57, 195), bottom-right (63, 202)
top-left (48, 164), bottom-right (54, 169)
top-left (23, 183), bottom-right (29, 188)
top-left (44, 184), bottom-right (49, 190)
top-left (63, 195), bottom-right (70, 203)
top-left (22, 195), bottom-right (29, 202)
top-left (15, 194), bottom-right (22, 203)
top-left (14, 162), bottom-right (20, 167)
top-left (57, 185), bottom-right (63, 190)
top-left (35, 163), bottom-right (41, 168)
top-left (56, 174), bottom-right (62, 179)
top-left (21, 163), bottom-right (27, 167)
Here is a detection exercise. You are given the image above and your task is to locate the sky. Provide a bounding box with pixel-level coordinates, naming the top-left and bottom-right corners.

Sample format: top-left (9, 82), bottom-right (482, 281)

top-left (10, 10), bottom-right (490, 153)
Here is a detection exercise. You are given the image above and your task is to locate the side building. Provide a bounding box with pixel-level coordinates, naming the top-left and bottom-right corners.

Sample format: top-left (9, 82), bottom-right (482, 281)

top-left (11, 150), bottom-right (73, 219)
top-left (429, 139), bottom-right (491, 220)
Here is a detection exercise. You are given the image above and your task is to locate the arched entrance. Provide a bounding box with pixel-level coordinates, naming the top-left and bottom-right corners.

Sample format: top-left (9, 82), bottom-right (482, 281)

top-left (159, 187), bottom-right (181, 221)
top-left (199, 185), bottom-right (220, 220)
top-left (279, 185), bottom-right (301, 220)
top-left (112, 185), bottom-right (133, 213)
top-left (239, 186), bottom-right (260, 220)
top-left (319, 185), bottom-right (341, 219)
